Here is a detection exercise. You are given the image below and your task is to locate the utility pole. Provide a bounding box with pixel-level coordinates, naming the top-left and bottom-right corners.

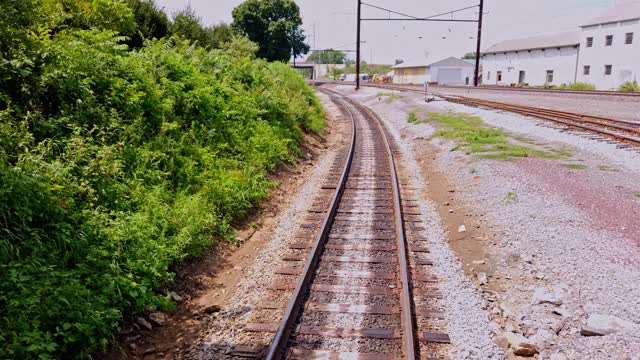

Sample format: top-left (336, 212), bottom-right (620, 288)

top-left (356, 0), bottom-right (362, 90)
top-left (474, 0), bottom-right (484, 86)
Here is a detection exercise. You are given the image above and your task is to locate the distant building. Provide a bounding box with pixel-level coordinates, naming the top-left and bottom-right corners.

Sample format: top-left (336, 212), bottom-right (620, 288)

top-left (392, 57), bottom-right (475, 85)
top-left (577, 3), bottom-right (640, 89)
top-left (481, 2), bottom-right (640, 90)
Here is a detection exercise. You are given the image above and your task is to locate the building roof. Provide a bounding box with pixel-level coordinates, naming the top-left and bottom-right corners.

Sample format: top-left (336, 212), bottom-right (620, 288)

top-left (582, 2), bottom-right (640, 27)
top-left (391, 61), bottom-right (430, 69)
top-left (482, 31), bottom-right (580, 54)
top-left (429, 57), bottom-right (475, 68)
top-left (392, 57), bottom-right (475, 69)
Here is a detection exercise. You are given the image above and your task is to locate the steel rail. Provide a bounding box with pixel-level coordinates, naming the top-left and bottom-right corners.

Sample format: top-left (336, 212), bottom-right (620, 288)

top-left (438, 95), bottom-right (640, 146)
top-left (366, 82), bottom-right (640, 97)
top-left (361, 83), bottom-right (640, 146)
top-left (324, 88), bottom-right (418, 359)
top-left (264, 92), bottom-right (357, 360)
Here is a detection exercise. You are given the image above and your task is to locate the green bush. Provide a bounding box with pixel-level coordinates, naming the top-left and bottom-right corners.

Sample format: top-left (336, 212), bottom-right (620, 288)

top-left (619, 81), bottom-right (640, 92)
top-left (558, 82), bottom-right (596, 91)
top-left (0, 2), bottom-right (323, 358)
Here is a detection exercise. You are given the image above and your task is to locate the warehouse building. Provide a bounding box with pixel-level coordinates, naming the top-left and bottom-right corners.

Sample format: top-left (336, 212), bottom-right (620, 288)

top-left (481, 2), bottom-right (640, 90)
top-left (392, 57), bottom-right (475, 85)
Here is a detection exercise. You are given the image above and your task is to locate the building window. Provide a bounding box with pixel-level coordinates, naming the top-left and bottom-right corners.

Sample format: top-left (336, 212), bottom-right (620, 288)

top-left (487, 71), bottom-right (491, 80)
top-left (583, 65), bottom-right (590, 75)
top-left (626, 32), bottom-right (634, 45)
top-left (497, 71), bottom-right (502, 81)
top-left (586, 37), bottom-right (593, 47)
top-left (605, 65), bottom-right (612, 75)
top-left (605, 35), bottom-right (613, 46)
top-left (546, 70), bottom-right (554, 83)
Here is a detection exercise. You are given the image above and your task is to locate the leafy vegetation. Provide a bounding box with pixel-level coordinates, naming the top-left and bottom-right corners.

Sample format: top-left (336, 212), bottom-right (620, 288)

top-left (407, 111), bottom-right (419, 123)
top-left (377, 92), bottom-right (402, 101)
top-left (232, 0), bottom-right (310, 62)
top-left (558, 82), bottom-right (596, 91)
top-left (307, 49), bottom-right (347, 64)
top-left (414, 112), bottom-right (568, 160)
top-left (0, 0), bottom-right (323, 358)
top-left (619, 81), bottom-right (640, 92)
top-left (562, 164), bottom-right (588, 170)
top-left (502, 192), bottom-right (518, 203)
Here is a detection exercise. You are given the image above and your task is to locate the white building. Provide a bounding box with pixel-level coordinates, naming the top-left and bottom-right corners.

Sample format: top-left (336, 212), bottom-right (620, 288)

top-left (482, 32), bottom-right (580, 87)
top-left (576, 2), bottom-right (640, 89)
top-left (392, 57), bottom-right (475, 85)
top-left (481, 2), bottom-right (640, 90)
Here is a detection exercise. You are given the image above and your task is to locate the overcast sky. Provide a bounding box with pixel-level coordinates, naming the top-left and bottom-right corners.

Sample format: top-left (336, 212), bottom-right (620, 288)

top-left (155, 0), bottom-right (625, 64)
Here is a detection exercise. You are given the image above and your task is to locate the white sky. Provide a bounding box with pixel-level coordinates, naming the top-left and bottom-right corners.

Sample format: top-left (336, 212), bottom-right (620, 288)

top-left (155, 0), bottom-right (624, 64)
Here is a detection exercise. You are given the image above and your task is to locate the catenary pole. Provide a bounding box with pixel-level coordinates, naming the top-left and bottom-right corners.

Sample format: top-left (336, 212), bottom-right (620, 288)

top-left (474, 0), bottom-right (484, 86)
top-left (356, 0), bottom-right (362, 90)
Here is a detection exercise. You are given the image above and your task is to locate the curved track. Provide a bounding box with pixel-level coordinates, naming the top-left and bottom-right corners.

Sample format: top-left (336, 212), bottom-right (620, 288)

top-left (263, 88), bottom-right (416, 359)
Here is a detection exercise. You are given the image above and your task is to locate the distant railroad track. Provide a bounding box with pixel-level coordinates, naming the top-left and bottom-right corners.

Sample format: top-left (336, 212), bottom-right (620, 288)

top-left (363, 83), bottom-right (640, 98)
top-left (364, 84), bottom-right (640, 148)
top-left (240, 87), bottom-right (450, 359)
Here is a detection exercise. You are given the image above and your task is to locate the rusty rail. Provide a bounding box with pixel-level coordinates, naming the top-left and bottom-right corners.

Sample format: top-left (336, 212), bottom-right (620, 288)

top-left (264, 92), bottom-right (357, 360)
top-left (264, 87), bottom-right (418, 359)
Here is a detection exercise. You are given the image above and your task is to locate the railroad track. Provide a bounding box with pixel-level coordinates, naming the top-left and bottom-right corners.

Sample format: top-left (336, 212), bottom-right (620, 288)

top-left (363, 83), bottom-right (640, 98)
top-left (239, 88), bottom-right (450, 359)
top-left (364, 84), bottom-right (640, 148)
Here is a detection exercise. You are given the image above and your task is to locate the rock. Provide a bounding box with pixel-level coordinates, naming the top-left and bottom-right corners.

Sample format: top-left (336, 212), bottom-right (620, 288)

top-left (170, 293), bottom-right (184, 302)
top-left (448, 209), bottom-right (454, 213)
top-left (552, 308), bottom-right (571, 318)
top-left (143, 347), bottom-right (157, 355)
top-left (148, 312), bottom-right (167, 327)
top-left (535, 272), bottom-right (545, 280)
top-left (477, 272), bottom-right (488, 285)
top-left (580, 313), bottom-right (636, 336)
top-left (129, 343), bottom-right (137, 352)
top-left (520, 254), bottom-right (533, 264)
top-left (203, 305), bottom-right (222, 314)
top-left (458, 225), bottom-right (467, 233)
top-left (494, 335), bottom-right (509, 349)
top-left (504, 321), bottom-right (520, 333)
top-left (532, 284), bottom-right (566, 306)
top-left (472, 260), bottom-right (486, 265)
top-left (530, 328), bottom-right (556, 347)
top-left (135, 317), bottom-right (153, 331)
top-left (503, 332), bottom-right (539, 357)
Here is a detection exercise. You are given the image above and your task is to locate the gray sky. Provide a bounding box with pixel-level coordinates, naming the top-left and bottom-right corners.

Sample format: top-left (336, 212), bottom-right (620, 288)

top-left (156, 0), bottom-right (621, 64)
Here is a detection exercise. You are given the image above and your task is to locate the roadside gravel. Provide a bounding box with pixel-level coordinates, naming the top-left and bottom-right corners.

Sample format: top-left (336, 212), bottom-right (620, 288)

top-left (335, 84), bottom-right (640, 359)
top-left (336, 85), bottom-right (504, 359)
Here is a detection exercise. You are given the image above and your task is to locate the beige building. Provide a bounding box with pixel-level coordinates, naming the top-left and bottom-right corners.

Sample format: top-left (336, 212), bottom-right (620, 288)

top-left (392, 57), bottom-right (476, 85)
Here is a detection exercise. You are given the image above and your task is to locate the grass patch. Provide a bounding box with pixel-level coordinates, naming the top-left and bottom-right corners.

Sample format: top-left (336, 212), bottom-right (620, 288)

top-left (420, 112), bottom-right (567, 160)
top-left (376, 91), bottom-right (402, 100)
top-left (558, 82), bottom-right (596, 91)
top-left (597, 165), bottom-right (619, 172)
top-left (502, 191), bottom-right (518, 203)
top-left (562, 164), bottom-right (588, 170)
top-left (619, 81), bottom-right (640, 92)
top-left (407, 111), bottom-right (419, 123)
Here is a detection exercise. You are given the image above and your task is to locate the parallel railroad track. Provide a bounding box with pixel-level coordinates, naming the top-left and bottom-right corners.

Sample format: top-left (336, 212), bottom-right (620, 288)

top-left (363, 83), bottom-right (640, 98)
top-left (240, 87), bottom-right (450, 359)
top-left (363, 84), bottom-right (640, 148)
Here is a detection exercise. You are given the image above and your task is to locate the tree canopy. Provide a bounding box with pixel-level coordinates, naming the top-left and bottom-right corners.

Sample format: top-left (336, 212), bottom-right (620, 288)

top-left (307, 49), bottom-right (347, 64)
top-left (231, 0), bottom-right (310, 62)
top-left (171, 5), bottom-right (232, 49)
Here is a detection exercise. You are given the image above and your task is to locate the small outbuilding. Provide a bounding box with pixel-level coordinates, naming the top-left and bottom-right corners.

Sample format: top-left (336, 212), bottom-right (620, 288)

top-left (392, 57), bottom-right (475, 85)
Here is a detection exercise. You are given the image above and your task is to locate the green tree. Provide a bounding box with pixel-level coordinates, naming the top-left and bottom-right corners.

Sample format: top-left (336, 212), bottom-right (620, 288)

top-left (463, 52), bottom-right (476, 59)
top-left (125, 0), bottom-right (171, 48)
top-left (231, 0), bottom-right (310, 62)
top-left (171, 6), bottom-right (233, 49)
top-left (307, 49), bottom-right (347, 64)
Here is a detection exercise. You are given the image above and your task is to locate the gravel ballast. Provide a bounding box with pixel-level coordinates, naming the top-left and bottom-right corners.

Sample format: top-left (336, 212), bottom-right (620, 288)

top-left (335, 84), bottom-right (640, 359)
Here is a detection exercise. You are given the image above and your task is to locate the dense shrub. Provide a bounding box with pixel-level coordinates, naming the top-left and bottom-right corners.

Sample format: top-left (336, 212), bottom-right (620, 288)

top-left (619, 81), bottom-right (640, 92)
top-left (0, 2), bottom-right (323, 359)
